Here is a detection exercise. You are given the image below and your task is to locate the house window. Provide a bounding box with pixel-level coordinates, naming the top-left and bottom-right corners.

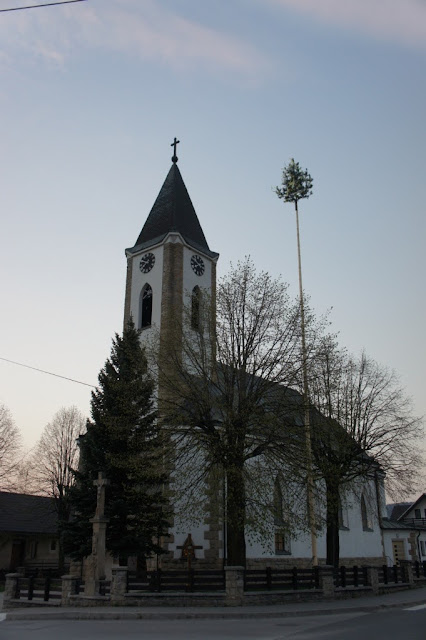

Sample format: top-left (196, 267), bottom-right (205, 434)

top-left (420, 541), bottom-right (425, 556)
top-left (415, 508), bottom-right (421, 519)
top-left (140, 284), bottom-right (153, 328)
top-left (191, 286), bottom-right (202, 331)
top-left (275, 533), bottom-right (291, 554)
top-left (29, 541), bottom-right (38, 559)
top-left (361, 494), bottom-right (372, 531)
top-left (50, 539), bottom-right (57, 552)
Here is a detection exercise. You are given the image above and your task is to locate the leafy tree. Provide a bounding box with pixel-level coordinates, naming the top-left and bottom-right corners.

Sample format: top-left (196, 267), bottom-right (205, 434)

top-left (30, 406), bottom-right (86, 570)
top-left (309, 340), bottom-right (424, 567)
top-left (0, 403), bottom-right (22, 490)
top-left (158, 258), bottom-right (322, 566)
top-left (64, 320), bottom-right (169, 565)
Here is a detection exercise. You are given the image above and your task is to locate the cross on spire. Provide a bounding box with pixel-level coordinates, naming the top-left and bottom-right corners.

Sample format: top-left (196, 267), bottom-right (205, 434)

top-left (171, 137), bottom-right (180, 163)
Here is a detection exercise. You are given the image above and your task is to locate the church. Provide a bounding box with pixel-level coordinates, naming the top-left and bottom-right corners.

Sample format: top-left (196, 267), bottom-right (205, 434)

top-left (120, 141), bottom-right (390, 570)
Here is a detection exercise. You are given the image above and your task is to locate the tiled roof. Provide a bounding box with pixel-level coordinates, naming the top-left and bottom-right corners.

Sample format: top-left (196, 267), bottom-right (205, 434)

top-left (127, 163), bottom-right (218, 258)
top-left (386, 503), bottom-right (412, 521)
top-left (0, 491), bottom-right (58, 534)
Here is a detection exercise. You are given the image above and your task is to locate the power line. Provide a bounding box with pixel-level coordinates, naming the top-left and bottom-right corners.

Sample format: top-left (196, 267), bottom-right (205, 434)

top-left (0, 0), bottom-right (87, 13)
top-left (0, 356), bottom-right (96, 388)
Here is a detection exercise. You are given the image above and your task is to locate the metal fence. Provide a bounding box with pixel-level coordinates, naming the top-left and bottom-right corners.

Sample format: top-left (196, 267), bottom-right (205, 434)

top-left (334, 566), bottom-right (369, 588)
top-left (244, 567), bottom-right (320, 591)
top-left (14, 575), bottom-right (62, 603)
top-left (127, 569), bottom-right (225, 593)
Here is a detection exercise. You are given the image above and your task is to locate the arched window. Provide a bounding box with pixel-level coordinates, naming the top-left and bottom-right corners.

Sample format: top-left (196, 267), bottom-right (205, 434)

top-left (361, 494), bottom-right (372, 531)
top-left (274, 477), bottom-right (291, 554)
top-left (140, 283), bottom-right (153, 329)
top-left (191, 286), bottom-right (202, 331)
top-left (273, 478), bottom-right (284, 525)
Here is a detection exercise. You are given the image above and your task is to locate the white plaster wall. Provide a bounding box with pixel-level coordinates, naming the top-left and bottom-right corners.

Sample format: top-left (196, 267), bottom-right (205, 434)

top-left (129, 245), bottom-right (164, 348)
top-left (182, 245), bottom-right (213, 302)
top-left (246, 479), bottom-right (383, 561)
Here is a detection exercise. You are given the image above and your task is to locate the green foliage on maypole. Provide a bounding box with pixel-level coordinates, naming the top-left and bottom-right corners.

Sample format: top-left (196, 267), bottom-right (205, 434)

top-left (63, 319), bottom-right (169, 562)
top-left (275, 158), bottom-right (313, 206)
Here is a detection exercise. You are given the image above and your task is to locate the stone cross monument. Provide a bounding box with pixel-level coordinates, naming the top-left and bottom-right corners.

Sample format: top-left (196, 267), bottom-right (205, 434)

top-left (85, 471), bottom-right (110, 597)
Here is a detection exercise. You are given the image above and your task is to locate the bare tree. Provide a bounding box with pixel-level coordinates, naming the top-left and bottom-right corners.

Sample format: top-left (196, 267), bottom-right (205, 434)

top-left (31, 406), bottom-right (86, 569)
top-left (308, 340), bottom-right (424, 567)
top-left (0, 403), bottom-right (22, 490)
top-left (158, 258), bottom-right (323, 565)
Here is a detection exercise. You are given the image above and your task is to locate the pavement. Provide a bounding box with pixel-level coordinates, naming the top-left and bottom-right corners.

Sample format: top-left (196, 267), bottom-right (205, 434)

top-left (1, 586), bottom-right (426, 621)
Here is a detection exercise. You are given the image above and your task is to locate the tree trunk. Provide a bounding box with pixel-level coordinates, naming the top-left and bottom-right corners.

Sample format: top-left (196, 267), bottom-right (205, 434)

top-left (325, 481), bottom-right (340, 568)
top-left (226, 464), bottom-right (246, 566)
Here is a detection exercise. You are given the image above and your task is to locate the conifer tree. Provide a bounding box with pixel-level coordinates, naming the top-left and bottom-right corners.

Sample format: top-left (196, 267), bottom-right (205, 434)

top-left (64, 320), bottom-right (168, 564)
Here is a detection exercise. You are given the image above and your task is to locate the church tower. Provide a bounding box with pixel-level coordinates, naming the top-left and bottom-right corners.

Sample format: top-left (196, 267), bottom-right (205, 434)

top-left (124, 140), bottom-right (219, 359)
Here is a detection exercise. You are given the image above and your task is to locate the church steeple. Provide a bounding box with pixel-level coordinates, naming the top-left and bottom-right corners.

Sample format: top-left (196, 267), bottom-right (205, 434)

top-left (123, 148), bottom-right (218, 340)
top-left (128, 163), bottom-right (217, 259)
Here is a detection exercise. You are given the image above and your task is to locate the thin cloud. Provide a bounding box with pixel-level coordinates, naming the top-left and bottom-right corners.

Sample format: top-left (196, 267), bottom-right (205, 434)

top-left (266, 0), bottom-right (426, 50)
top-left (0, 0), bottom-right (270, 79)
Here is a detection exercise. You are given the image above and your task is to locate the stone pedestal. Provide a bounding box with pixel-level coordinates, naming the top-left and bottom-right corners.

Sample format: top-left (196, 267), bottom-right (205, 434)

top-left (367, 566), bottom-right (379, 594)
top-left (319, 565), bottom-right (335, 598)
top-left (111, 566), bottom-right (128, 602)
top-left (225, 566), bottom-right (245, 606)
top-left (3, 573), bottom-right (20, 608)
top-left (401, 561), bottom-right (414, 585)
top-left (61, 575), bottom-right (78, 606)
top-left (85, 516), bottom-right (109, 596)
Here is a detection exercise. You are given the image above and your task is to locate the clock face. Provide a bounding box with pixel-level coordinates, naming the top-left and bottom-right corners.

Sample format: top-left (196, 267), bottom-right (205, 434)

top-left (139, 252), bottom-right (155, 274)
top-left (191, 254), bottom-right (205, 276)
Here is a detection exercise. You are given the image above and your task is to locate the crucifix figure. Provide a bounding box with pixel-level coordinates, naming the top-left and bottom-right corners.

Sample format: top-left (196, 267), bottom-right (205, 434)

top-left (93, 471), bottom-right (109, 519)
top-left (176, 533), bottom-right (202, 571)
top-left (171, 137), bottom-right (180, 163)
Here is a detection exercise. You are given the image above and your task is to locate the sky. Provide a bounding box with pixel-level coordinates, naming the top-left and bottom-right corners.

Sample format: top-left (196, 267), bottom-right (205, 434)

top-left (0, 0), bottom-right (425, 471)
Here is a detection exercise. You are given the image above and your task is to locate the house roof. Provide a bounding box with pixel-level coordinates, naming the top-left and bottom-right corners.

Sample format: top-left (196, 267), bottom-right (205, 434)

top-left (386, 502), bottom-right (412, 521)
top-left (397, 493), bottom-right (426, 521)
top-left (381, 518), bottom-right (418, 531)
top-left (0, 491), bottom-right (58, 534)
top-left (127, 163), bottom-right (218, 259)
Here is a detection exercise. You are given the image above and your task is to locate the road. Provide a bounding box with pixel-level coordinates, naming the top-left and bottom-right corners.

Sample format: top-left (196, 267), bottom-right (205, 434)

top-left (1, 606), bottom-right (426, 640)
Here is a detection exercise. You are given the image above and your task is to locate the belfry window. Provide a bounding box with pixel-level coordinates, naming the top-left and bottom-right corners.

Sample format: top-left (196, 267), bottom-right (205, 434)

top-left (191, 286), bottom-right (202, 331)
top-left (140, 284), bottom-right (153, 328)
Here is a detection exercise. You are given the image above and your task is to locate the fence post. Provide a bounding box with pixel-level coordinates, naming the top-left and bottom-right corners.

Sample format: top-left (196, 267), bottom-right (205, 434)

top-left (314, 566), bottom-right (320, 589)
top-left (319, 565), bottom-right (334, 598)
top-left (28, 575), bottom-right (34, 600)
top-left (61, 575), bottom-right (78, 606)
top-left (43, 575), bottom-right (51, 602)
top-left (111, 566), bottom-right (128, 602)
top-left (266, 566), bottom-right (272, 591)
top-left (340, 566), bottom-right (346, 588)
top-left (3, 573), bottom-right (20, 609)
top-left (392, 564), bottom-right (398, 583)
top-left (367, 566), bottom-right (379, 594)
top-left (353, 565), bottom-right (359, 587)
top-left (292, 567), bottom-right (298, 590)
top-left (225, 566), bottom-right (245, 606)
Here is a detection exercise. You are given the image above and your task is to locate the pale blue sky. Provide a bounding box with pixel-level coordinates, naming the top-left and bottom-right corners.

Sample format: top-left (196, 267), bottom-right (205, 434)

top-left (0, 0), bottom-right (424, 461)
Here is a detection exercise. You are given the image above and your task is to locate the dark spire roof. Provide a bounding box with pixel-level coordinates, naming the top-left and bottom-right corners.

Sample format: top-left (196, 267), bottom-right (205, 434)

top-left (128, 164), bottom-right (218, 258)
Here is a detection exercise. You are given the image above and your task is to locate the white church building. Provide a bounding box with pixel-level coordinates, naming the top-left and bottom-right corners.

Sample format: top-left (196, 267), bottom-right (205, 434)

top-left (120, 148), bottom-right (398, 570)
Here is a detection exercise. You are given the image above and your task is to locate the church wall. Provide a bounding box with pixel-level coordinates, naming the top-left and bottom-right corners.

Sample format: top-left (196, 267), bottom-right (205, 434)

top-left (182, 246), bottom-right (213, 298)
top-left (128, 244), bottom-right (164, 341)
